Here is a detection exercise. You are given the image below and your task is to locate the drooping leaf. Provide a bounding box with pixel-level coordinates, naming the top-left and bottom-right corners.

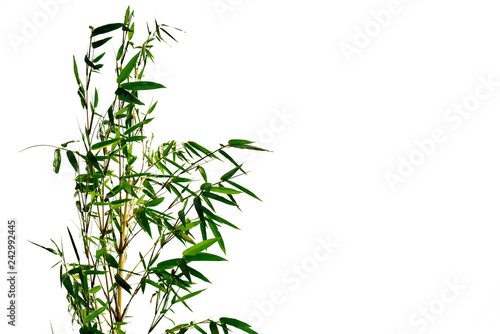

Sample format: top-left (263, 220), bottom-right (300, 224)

top-left (219, 318), bottom-right (256, 334)
top-left (114, 273), bottom-right (132, 294)
top-left (105, 253), bottom-right (119, 268)
top-left (53, 149), bottom-right (61, 174)
top-left (66, 151), bottom-right (79, 172)
top-left (121, 81), bottom-right (165, 91)
top-left (209, 321), bottom-right (219, 334)
top-left (225, 180), bottom-right (261, 201)
top-left (115, 87), bottom-right (144, 105)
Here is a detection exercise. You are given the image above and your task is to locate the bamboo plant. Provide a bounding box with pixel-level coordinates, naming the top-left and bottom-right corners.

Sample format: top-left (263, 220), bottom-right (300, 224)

top-left (30, 7), bottom-right (266, 334)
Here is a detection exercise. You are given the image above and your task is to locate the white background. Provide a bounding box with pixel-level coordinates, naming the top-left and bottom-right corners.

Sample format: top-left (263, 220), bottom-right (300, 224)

top-left (1, 0), bottom-right (500, 333)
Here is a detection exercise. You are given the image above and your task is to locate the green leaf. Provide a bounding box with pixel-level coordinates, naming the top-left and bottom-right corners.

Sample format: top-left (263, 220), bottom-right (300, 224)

top-left (96, 247), bottom-right (106, 260)
top-left (91, 137), bottom-right (121, 150)
top-left (124, 136), bottom-right (147, 143)
top-left (121, 81), bottom-right (166, 90)
top-left (226, 180), bottom-right (261, 201)
top-left (219, 318), bottom-right (256, 334)
top-left (66, 151), bottom-right (79, 172)
top-left (83, 306), bottom-right (106, 323)
top-left (208, 221), bottom-right (225, 254)
top-left (137, 210), bottom-right (152, 238)
top-left (92, 23), bottom-right (124, 36)
top-left (193, 196), bottom-right (205, 225)
top-left (92, 37), bottom-right (112, 48)
top-left (194, 325), bottom-right (208, 334)
top-left (117, 52), bottom-right (141, 83)
top-left (172, 288), bottom-right (206, 304)
top-left (115, 88), bottom-right (144, 105)
top-left (53, 149), bottom-right (61, 174)
top-left (115, 273), bottom-right (132, 294)
top-left (73, 56), bottom-right (82, 85)
top-left (89, 286), bottom-right (102, 294)
top-left (185, 253), bottom-right (226, 262)
top-left (203, 192), bottom-right (237, 206)
top-left (220, 164), bottom-right (243, 181)
top-left (105, 253), bottom-right (119, 268)
top-left (116, 44), bottom-right (124, 61)
top-left (178, 258), bottom-right (191, 282)
top-left (155, 258), bottom-right (181, 270)
top-left (67, 227), bottom-right (80, 263)
top-left (210, 321), bottom-right (219, 334)
top-left (228, 139), bottom-right (254, 146)
top-left (187, 141), bottom-right (212, 156)
top-left (230, 144), bottom-right (269, 152)
top-left (210, 187), bottom-right (241, 195)
top-left (28, 240), bottom-right (57, 255)
top-left (144, 197), bottom-right (164, 207)
top-left (183, 238), bottom-right (219, 257)
top-left (123, 118), bottom-right (153, 136)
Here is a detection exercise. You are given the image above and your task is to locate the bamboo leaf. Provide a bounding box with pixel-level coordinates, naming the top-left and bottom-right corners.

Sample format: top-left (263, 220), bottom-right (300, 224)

top-left (228, 139), bottom-right (254, 146)
top-left (67, 227), bottom-right (80, 263)
top-left (91, 137), bottom-right (121, 150)
top-left (105, 253), bottom-right (119, 268)
top-left (66, 151), bottom-right (79, 172)
top-left (73, 56), bottom-right (81, 85)
top-left (115, 87), bottom-right (144, 105)
top-left (209, 321), bottom-right (219, 334)
top-left (210, 187), bottom-right (241, 195)
top-left (92, 37), bottom-right (112, 48)
top-left (182, 238), bottom-right (219, 257)
top-left (117, 52), bottom-right (141, 83)
top-left (172, 288), bottom-right (206, 304)
top-left (83, 306), bottom-right (106, 323)
top-left (115, 273), bottom-right (132, 294)
top-left (226, 180), bottom-right (261, 201)
top-left (185, 253), bottom-right (226, 262)
top-left (121, 81), bottom-right (165, 90)
top-left (53, 149), bottom-right (61, 174)
top-left (92, 23), bottom-right (124, 36)
top-left (219, 318), bottom-right (256, 334)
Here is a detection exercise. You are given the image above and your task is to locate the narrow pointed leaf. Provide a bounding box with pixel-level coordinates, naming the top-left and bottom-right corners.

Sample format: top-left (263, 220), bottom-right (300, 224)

top-left (92, 23), bottom-right (124, 36)
top-left (83, 306), bottom-right (107, 323)
top-left (121, 81), bottom-right (165, 90)
top-left (182, 238), bottom-right (219, 257)
top-left (92, 37), bottom-right (112, 48)
top-left (117, 52), bottom-right (140, 83)
top-left (115, 273), bottom-right (132, 294)
top-left (66, 151), bottom-right (79, 172)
